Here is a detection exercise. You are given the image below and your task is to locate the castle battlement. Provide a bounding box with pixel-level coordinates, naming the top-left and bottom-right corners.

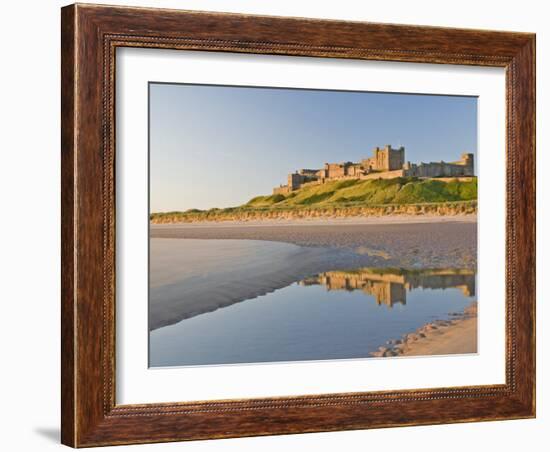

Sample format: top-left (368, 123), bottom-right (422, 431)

top-left (273, 145), bottom-right (474, 195)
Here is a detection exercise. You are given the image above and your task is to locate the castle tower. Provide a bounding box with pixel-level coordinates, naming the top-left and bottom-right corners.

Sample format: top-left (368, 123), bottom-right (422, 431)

top-left (288, 172), bottom-right (302, 191)
top-left (459, 153), bottom-right (474, 175)
top-left (361, 145), bottom-right (406, 172)
top-left (382, 145), bottom-right (405, 171)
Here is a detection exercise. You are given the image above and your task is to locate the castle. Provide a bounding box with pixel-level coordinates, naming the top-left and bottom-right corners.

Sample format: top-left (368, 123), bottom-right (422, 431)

top-left (273, 145), bottom-right (474, 195)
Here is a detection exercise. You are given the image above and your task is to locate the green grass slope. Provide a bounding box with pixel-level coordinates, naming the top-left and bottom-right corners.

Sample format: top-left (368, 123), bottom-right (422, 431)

top-left (151, 177), bottom-right (477, 223)
top-left (246, 177), bottom-right (477, 208)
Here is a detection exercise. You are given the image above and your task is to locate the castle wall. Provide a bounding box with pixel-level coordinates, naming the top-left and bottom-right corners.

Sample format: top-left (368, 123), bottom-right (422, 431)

top-left (360, 169), bottom-right (406, 180)
top-left (346, 165), bottom-right (363, 177)
top-left (404, 153), bottom-right (474, 178)
top-left (272, 185), bottom-right (290, 195)
top-left (288, 172), bottom-right (307, 190)
top-left (271, 147), bottom-right (474, 194)
top-left (299, 179), bottom-right (323, 189)
top-left (404, 161), bottom-right (474, 178)
top-left (325, 163), bottom-right (346, 178)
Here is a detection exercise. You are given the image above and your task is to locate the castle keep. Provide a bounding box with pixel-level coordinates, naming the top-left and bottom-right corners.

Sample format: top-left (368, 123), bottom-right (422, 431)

top-left (273, 145), bottom-right (474, 195)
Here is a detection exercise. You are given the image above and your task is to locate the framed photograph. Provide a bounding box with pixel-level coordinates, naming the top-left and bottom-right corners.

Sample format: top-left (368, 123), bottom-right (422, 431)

top-left (61, 3), bottom-right (536, 447)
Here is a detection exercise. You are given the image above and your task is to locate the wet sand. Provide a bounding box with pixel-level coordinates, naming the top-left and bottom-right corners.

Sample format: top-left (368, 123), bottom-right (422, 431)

top-left (151, 216), bottom-right (477, 269)
top-left (371, 303), bottom-right (478, 357)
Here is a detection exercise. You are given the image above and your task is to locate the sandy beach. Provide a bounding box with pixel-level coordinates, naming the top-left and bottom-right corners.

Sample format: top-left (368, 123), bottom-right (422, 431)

top-left (151, 216), bottom-right (477, 269)
top-left (371, 302), bottom-right (478, 357)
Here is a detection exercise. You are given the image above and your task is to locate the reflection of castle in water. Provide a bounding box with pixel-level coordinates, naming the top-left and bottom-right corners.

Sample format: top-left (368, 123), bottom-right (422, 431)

top-left (299, 268), bottom-right (476, 308)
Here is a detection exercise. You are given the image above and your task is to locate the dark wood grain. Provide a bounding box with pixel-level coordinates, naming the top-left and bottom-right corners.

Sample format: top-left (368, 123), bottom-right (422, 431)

top-left (61, 3), bottom-right (536, 447)
top-left (60, 5), bottom-right (76, 447)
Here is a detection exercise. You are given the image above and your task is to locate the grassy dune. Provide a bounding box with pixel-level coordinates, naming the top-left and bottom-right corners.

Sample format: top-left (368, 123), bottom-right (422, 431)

top-left (247, 177), bottom-right (476, 207)
top-left (151, 177), bottom-right (477, 223)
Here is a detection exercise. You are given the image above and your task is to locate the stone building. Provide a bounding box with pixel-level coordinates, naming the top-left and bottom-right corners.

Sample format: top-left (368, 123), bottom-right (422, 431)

top-left (362, 145), bottom-right (405, 172)
top-left (273, 145), bottom-right (474, 194)
top-left (402, 153), bottom-right (474, 178)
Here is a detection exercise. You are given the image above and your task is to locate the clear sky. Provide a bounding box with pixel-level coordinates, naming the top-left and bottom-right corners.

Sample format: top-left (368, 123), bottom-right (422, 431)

top-left (149, 83), bottom-right (477, 212)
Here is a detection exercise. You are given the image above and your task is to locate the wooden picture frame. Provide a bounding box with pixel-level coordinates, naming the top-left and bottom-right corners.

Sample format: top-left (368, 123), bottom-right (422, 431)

top-left (61, 3), bottom-right (535, 447)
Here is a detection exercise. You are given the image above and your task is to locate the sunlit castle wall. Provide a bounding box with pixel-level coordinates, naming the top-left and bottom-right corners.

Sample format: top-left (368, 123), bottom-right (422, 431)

top-left (403, 152), bottom-right (474, 178)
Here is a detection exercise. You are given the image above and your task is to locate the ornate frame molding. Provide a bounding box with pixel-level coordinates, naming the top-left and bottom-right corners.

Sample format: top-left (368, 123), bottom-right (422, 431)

top-left (62, 4), bottom-right (535, 447)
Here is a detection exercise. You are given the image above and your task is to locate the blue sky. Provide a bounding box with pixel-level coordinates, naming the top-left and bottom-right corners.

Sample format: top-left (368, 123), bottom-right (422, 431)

top-left (149, 83), bottom-right (477, 212)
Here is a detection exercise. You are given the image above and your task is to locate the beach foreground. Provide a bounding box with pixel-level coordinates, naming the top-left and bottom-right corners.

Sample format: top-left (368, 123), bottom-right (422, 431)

top-left (151, 216), bottom-right (477, 269)
top-left (149, 216), bottom-right (478, 364)
top-left (371, 303), bottom-right (478, 357)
